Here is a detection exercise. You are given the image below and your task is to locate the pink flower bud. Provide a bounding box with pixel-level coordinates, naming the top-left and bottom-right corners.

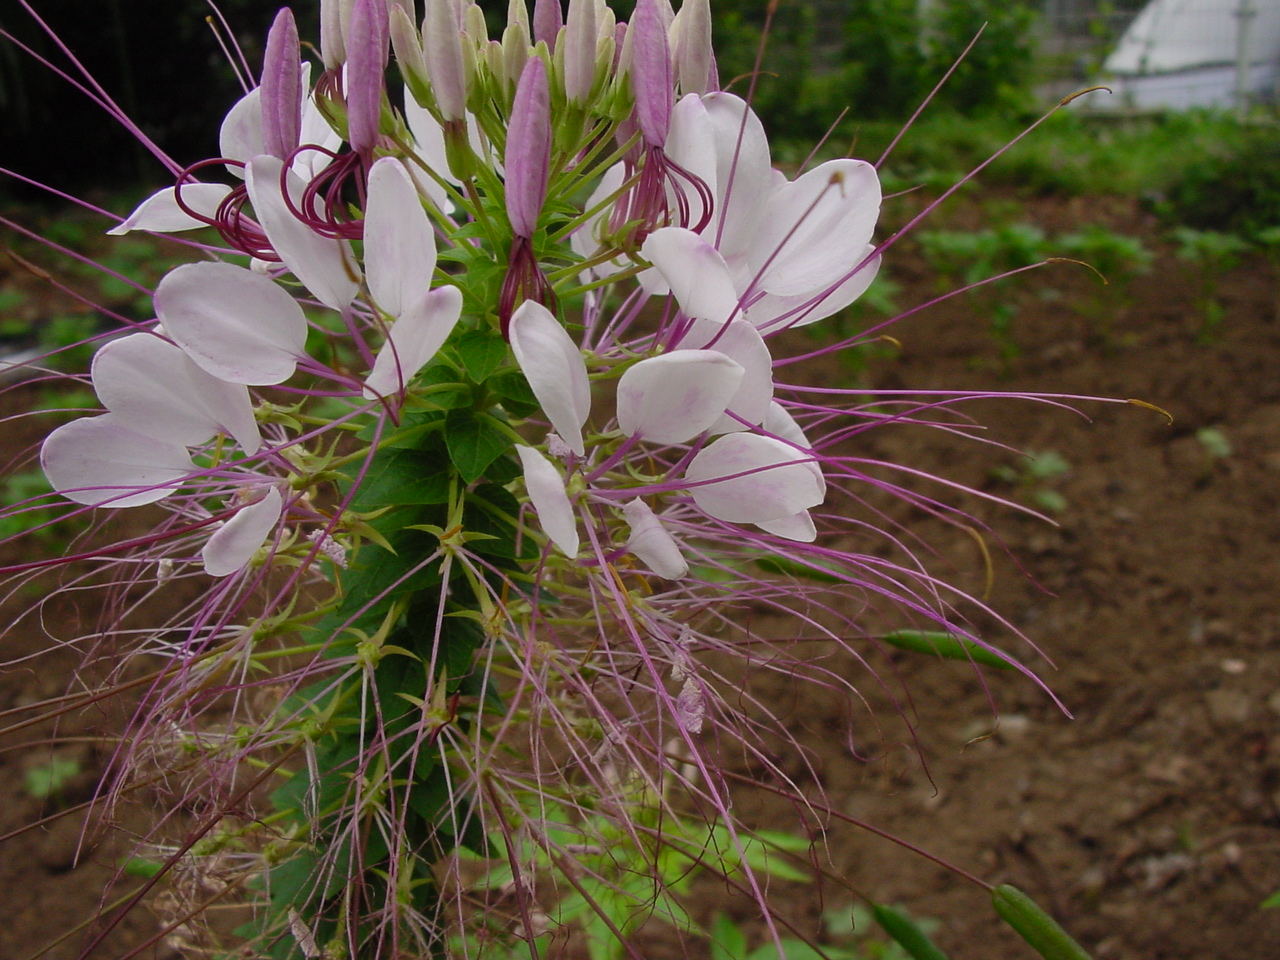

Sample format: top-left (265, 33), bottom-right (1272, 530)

top-left (532, 0), bottom-right (563, 50)
top-left (261, 8), bottom-right (302, 160)
top-left (505, 57), bottom-right (551, 239)
top-left (346, 0), bottom-right (390, 154)
top-left (630, 0), bottom-right (673, 147)
top-left (425, 0), bottom-right (468, 120)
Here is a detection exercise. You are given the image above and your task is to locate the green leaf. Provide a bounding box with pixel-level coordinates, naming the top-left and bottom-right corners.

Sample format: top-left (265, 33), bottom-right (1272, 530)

top-left (872, 904), bottom-right (951, 960)
top-left (710, 913), bottom-right (749, 960)
top-left (445, 409), bottom-right (512, 484)
top-left (1262, 889), bottom-right (1280, 909)
top-left (351, 448), bottom-right (452, 507)
top-left (992, 884), bottom-right (1093, 960)
top-left (455, 329), bottom-right (509, 382)
top-left (754, 555), bottom-right (843, 583)
top-left (489, 369), bottom-right (539, 417)
top-left (879, 630), bottom-right (1016, 670)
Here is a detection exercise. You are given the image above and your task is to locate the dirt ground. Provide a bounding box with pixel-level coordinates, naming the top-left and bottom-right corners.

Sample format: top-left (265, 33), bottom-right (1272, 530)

top-left (2, 188), bottom-right (1280, 959)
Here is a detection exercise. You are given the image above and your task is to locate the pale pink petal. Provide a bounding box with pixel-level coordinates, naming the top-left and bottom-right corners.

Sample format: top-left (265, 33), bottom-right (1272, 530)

top-left (755, 510), bottom-right (817, 542)
top-left (219, 87), bottom-right (264, 177)
top-left (641, 227), bottom-right (739, 322)
top-left (294, 63), bottom-right (343, 180)
top-left (107, 184), bottom-right (233, 236)
top-left (677, 317), bottom-right (773, 430)
top-left (664, 93), bottom-right (717, 228)
top-left (363, 285), bottom-right (463, 399)
top-left (155, 262), bottom-right (308, 385)
top-left (753, 159), bottom-right (881, 298)
top-left (508, 301), bottom-right (592, 456)
top-left (763, 402), bottom-right (811, 450)
top-left (92, 333), bottom-right (261, 454)
top-left (202, 487), bottom-right (284, 577)
top-left (615, 350), bottom-right (742, 444)
top-left (747, 248), bottom-right (881, 331)
top-left (364, 157), bottom-right (439, 317)
top-left (516, 445), bottom-right (579, 557)
top-left (622, 498), bottom-right (687, 579)
top-left (246, 155), bottom-right (361, 310)
top-left (700, 92), bottom-right (773, 264)
top-left (684, 433), bottom-right (825, 524)
top-left (41, 414), bottom-right (194, 508)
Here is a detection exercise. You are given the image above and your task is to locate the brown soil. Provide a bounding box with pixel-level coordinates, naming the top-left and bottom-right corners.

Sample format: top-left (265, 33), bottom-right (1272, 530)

top-left (3, 190), bottom-right (1280, 959)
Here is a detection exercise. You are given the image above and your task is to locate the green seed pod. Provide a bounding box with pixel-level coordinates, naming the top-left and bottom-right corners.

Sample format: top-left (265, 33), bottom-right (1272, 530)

top-left (992, 884), bottom-right (1093, 960)
top-left (880, 629), bottom-right (1016, 670)
top-left (871, 904), bottom-right (951, 960)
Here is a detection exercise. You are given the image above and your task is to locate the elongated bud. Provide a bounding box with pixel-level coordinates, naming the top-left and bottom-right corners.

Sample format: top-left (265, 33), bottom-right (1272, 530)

top-left (669, 0), bottom-right (712, 96)
top-left (502, 20), bottom-right (531, 92)
top-left (629, 0), bottom-right (673, 147)
top-left (321, 0), bottom-right (353, 68)
top-left (507, 0), bottom-right (530, 35)
top-left (425, 0), bottom-right (468, 119)
top-left (346, 0), bottom-right (390, 154)
top-left (392, 5), bottom-right (437, 115)
top-left (562, 0), bottom-right (597, 104)
top-left (505, 56), bottom-right (551, 238)
top-left (261, 9), bottom-right (302, 160)
top-left (533, 0), bottom-right (563, 50)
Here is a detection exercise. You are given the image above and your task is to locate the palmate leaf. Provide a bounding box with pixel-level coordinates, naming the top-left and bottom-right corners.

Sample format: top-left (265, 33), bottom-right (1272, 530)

top-left (445, 408), bottom-right (512, 483)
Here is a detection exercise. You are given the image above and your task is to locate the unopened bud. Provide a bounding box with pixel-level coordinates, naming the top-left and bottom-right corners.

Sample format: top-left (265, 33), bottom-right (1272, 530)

top-left (425, 0), bottom-right (468, 119)
top-left (533, 0), bottom-right (563, 50)
top-left (629, 0), bottom-right (672, 147)
top-left (390, 4), bottom-right (433, 109)
top-left (669, 0), bottom-right (712, 96)
top-left (346, 0), bottom-right (391, 155)
top-left (261, 9), bottom-right (302, 161)
top-left (563, 0), bottom-right (597, 104)
top-left (505, 56), bottom-right (551, 238)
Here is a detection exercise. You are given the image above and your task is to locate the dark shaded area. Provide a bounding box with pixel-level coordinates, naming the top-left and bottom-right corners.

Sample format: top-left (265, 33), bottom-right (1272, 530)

top-left (0, 0), bottom-right (318, 201)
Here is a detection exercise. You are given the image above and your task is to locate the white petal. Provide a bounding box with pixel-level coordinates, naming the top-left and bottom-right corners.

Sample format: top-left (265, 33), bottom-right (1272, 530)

top-left (684, 433), bottom-right (824, 524)
top-left (616, 350), bottom-right (742, 444)
top-left (92, 333), bottom-right (261, 454)
top-left (155, 261), bottom-right (308, 385)
top-left (508, 301), bottom-right (591, 456)
top-left (220, 87), bottom-right (264, 177)
top-left (363, 285), bottom-right (463, 399)
top-left (676, 317), bottom-right (773, 430)
top-left (364, 158), bottom-right (438, 318)
top-left (755, 510), bottom-right (817, 542)
top-left (516, 445), bottom-right (579, 557)
top-left (246, 155), bottom-right (361, 310)
top-left (763, 402), bottom-right (811, 449)
top-left (701, 92), bottom-right (773, 265)
top-left (202, 487), bottom-right (284, 577)
top-left (107, 184), bottom-right (233, 236)
top-left (754, 159), bottom-right (881, 298)
top-left (41, 414), bottom-right (194, 508)
top-left (641, 227), bottom-right (739, 322)
top-left (622, 498), bottom-right (687, 579)
top-left (747, 248), bottom-right (881, 331)
top-left (664, 93), bottom-right (718, 229)
top-left (294, 63), bottom-right (343, 180)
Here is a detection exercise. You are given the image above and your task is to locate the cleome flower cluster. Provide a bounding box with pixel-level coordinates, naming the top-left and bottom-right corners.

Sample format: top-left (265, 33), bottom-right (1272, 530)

top-left (8, 0), bottom-right (1106, 957)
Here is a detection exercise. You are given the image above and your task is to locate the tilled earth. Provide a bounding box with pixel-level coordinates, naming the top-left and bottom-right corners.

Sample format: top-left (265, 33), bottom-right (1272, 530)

top-left (3, 190), bottom-right (1279, 959)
